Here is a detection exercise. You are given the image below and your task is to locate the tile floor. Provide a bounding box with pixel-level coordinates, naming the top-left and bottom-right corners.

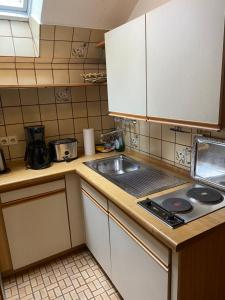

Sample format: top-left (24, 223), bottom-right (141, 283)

top-left (3, 250), bottom-right (121, 300)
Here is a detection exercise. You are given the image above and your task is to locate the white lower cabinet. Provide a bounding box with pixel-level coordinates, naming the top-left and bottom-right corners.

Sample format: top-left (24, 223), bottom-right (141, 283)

top-left (109, 216), bottom-right (169, 300)
top-left (82, 191), bottom-right (111, 278)
top-left (2, 191), bottom-right (71, 270)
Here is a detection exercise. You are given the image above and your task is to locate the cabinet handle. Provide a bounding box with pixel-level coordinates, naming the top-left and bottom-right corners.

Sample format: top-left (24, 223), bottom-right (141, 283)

top-left (1, 189), bottom-right (66, 208)
top-left (109, 214), bottom-right (169, 272)
top-left (82, 189), bottom-right (108, 215)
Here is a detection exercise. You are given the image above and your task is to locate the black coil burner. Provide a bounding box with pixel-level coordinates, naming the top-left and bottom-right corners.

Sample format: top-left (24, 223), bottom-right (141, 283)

top-left (162, 198), bottom-right (193, 213)
top-left (186, 187), bottom-right (223, 204)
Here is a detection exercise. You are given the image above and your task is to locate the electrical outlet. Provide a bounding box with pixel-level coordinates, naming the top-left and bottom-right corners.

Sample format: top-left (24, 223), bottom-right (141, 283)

top-left (8, 136), bottom-right (18, 145)
top-left (0, 137), bottom-right (9, 146)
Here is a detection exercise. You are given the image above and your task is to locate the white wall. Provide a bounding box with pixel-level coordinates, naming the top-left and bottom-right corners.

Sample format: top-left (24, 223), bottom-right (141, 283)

top-left (30, 0), bottom-right (43, 23)
top-left (41, 0), bottom-right (138, 29)
top-left (129, 0), bottom-right (170, 20)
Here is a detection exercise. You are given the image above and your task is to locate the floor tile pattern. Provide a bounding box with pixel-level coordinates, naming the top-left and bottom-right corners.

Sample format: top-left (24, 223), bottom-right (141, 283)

top-left (3, 250), bottom-right (121, 300)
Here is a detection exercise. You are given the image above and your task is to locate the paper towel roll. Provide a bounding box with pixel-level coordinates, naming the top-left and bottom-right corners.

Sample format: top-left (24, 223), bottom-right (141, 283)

top-left (83, 128), bottom-right (95, 156)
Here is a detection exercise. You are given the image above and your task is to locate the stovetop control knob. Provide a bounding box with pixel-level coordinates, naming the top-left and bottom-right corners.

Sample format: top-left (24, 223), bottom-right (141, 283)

top-left (166, 214), bottom-right (176, 222)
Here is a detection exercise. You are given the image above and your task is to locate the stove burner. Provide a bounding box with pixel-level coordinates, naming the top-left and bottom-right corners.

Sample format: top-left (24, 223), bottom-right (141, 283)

top-left (162, 198), bottom-right (193, 213)
top-left (186, 187), bottom-right (223, 204)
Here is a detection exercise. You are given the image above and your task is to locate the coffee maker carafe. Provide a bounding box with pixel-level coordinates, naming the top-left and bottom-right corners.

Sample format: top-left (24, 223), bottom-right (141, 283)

top-left (24, 126), bottom-right (51, 170)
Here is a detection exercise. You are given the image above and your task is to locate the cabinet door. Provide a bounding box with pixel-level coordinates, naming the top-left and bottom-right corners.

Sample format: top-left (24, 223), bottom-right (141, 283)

top-left (146, 0), bottom-right (225, 127)
top-left (109, 216), bottom-right (169, 300)
top-left (82, 192), bottom-right (111, 278)
top-left (2, 192), bottom-right (71, 270)
top-left (105, 15), bottom-right (147, 118)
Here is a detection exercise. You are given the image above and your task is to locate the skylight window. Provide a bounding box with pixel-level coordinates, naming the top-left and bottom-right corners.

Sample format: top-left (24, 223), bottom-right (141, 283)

top-left (0, 0), bottom-right (28, 12)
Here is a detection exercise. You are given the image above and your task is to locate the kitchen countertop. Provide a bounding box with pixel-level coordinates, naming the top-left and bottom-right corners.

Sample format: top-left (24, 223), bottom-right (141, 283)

top-left (1, 150), bottom-right (225, 251)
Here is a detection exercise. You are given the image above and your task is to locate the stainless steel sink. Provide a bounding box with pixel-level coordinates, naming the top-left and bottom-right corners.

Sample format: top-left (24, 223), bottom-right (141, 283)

top-left (84, 155), bottom-right (187, 198)
top-left (85, 155), bottom-right (141, 175)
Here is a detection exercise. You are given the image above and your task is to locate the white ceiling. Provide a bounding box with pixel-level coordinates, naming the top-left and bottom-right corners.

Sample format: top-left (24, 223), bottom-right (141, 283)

top-left (33, 0), bottom-right (139, 30)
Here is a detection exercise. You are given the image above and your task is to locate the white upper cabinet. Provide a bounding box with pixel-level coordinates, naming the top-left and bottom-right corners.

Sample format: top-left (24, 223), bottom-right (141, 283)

top-left (105, 15), bottom-right (147, 118)
top-left (146, 0), bottom-right (225, 128)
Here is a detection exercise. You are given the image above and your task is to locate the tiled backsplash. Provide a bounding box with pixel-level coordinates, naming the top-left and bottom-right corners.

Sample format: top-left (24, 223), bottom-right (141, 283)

top-left (0, 85), bottom-right (115, 161)
top-left (0, 24), bottom-right (106, 64)
top-left (118, 119), bottom-right (225, 170)
top-left (0, 19), bottom-right (39, 57)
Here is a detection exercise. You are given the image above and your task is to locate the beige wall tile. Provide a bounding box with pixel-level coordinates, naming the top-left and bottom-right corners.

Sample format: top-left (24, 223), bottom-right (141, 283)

top-left (55, 26), bottom-right (73, 41)
top-left (162, 141), bottom-right (175, 162)
top-left (40, 25), bottom-right (55, 40)
top-left (0, 89), bottom-right (20, 106)
top-left (87, 43), bottom-right (103, 59)
top-left (86, 86), bottom-right (100, 101)
top-left (150, 138), bottom-right (161, 158)
top-left (0, 20), bottom-right (11, 36)
top-left (73, 28), bottom-right (91, 42)
top-left (176, 132), bottom-right (192, 146)
top-left (40, 104), bottom-right (57, 121)
top-left (0, 37), bottom-right (14, 56)
top-left (87, 101), bottom-right (101, 116)
top-left (102, 116), bottom-right (114, 130)
top-left (20, 89), bottom-right (38, 105)
top-left (11, 21), bottom-right (32, 38)
top-left (72, 102), bottom-right (87, 118)
top-left (140, 121), bottom-right (150, 136)
top-left (100, 101), bottom-right (108, 115)
top-left (88, 116), bottom-right (102, 131)
top-left (74, 118), bottom-right (88, 133)
top-left (54, 41), bottom-right (71, 58)
top-left (53, 69), bottom-right (69, 84)
top-left (42, 120), bottom-right (59, 137)
top-left (90, 30), bottom-right (106, 42)
top-left (58, 119), bottom-right (74, 135)
top-left (100, 86), bottom-right (108, 100)
top-left (0, 109), bottom-right (4, 125)
top-left (130, 121), bottom-right (140, 134)
top-left (40, 40), bottom-right (54, 58)
top-left (14, 38), bottom-right (35, 57)
top-left (22, 105), bottom-right (40, 123)
top-left (140, 135), bottom-right (150, 154)
top-left (35, 70), bottom-right (53, 85)
top-left (75, 132), bottom-right (84, 146)
top-left (38, 88), bottom-right (55, 104)
top-left (3, 107), bottom-right (23, 124)
top-left (150, 123), bottom-right (162, 139)
top-left (71, 87), bottom-right (86, 102)
top-left (0, 126), bottom-right (6, 136)
top-left (9, 141), bottom-right (26, 159)
top-left (6, 124), bottom-right (25, 140)
top-left (71, 42), bottom-right (88, 59)
top-left (69, 69), bottom-right (84, 83)
top-left (57, 103), bottom-right (73, 119)
top-left (162, 124), bottom-right (175, 142)
top-left (0, 69), bottom-right (17, 85)
top-left (175, 144), bottom-right (191, 168)
top-left (17, 69), bottom-right (36, 85)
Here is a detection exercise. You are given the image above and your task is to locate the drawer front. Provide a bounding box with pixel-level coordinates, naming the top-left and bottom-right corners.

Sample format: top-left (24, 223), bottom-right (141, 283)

top-left (1, 179), bottom-right (65, 204)
top-left (109, 202), bottom-right (170, 267)
top-left (81, 180), bottom-right (108, 211)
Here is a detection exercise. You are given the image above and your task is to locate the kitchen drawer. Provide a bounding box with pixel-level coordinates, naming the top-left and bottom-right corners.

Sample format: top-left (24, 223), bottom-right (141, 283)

top-left (81, 180), bottom-right (108, 211)
top-left (109, 202), bottom-right (170, 267)
top-left (0, 179), bottom-right (65, 204)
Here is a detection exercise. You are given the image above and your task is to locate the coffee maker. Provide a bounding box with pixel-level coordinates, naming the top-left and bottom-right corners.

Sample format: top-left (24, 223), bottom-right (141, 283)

top-left (24, 126), bottom-right (51, 170)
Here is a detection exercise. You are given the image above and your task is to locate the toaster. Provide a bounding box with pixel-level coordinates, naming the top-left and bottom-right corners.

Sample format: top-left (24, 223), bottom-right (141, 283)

top-left (49, 138), bottom-right (78, 162)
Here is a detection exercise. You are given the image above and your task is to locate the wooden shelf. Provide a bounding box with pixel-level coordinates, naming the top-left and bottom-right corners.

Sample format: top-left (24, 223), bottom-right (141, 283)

top-left (0, 82), bottom-right (107, 89)
top-left (96, 41), bottom-right (105, 48)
